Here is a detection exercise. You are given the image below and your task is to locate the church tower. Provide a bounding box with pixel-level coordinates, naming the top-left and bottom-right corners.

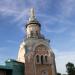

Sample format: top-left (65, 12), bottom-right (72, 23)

top-left (18, 8), bottom-right (57, 75)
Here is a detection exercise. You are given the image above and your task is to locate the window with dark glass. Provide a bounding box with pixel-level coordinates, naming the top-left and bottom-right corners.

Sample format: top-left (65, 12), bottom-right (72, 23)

top-left (41, 55), bottom-right (43, 64)
top-left (45, 56), bottom-right (47, 63)
top-left (36, 55), bottom-right (39, 63)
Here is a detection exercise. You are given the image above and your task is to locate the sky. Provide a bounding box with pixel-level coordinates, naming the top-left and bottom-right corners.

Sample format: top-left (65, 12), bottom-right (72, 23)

top-left (0, 0), bottom-right (75, 74)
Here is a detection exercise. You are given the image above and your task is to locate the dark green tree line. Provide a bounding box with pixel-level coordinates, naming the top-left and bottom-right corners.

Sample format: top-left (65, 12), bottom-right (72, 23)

top-left (66, 62), bottom-right (75, 75)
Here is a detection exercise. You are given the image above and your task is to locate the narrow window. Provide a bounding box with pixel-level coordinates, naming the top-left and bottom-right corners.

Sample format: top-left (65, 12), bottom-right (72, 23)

top-left (45, 56), bottom-right (47, 63)
top-left (31, 31), bottom-right (33, 37)
top-left (36, 55), bottom-right (39, 63)
top-left (41, 55), bottom-right (43, 64)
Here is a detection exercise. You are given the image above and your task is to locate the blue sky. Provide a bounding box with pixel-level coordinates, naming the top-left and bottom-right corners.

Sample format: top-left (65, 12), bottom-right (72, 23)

top-left (0, 0), bottom-right (75, 74)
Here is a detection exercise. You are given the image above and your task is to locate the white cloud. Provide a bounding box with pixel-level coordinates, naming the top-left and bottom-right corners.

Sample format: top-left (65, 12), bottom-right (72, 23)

top-left (40, 0), bottom-right (75, 34)
top-left (39, 15), bottom-right (71, 34)
top-left (0, 0), bottom-right (75, 34)
top-left (12, 9), bottom-right (29, 22)
top-left (56, 0), bottom-right (75, 18)
top-left (55, 50), bottom-right (75, 74)
top-left (0, 8), bottom-right (19, 16)
top-left (0, 0), bottom-right (28, 20)
top-left (37, 12), bottom-right (75, 34)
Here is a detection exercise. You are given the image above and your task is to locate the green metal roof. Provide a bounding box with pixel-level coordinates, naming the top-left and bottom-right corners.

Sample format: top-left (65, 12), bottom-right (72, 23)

top-left (0, 59), bottom-right (24, 75)
top-left (0, 65), bottom-right (12, 70)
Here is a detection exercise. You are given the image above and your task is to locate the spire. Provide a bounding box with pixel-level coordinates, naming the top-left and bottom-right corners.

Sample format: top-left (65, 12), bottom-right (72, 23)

top-left (26, 8), bottom-right (41, 28)
top-left (29, 8), bottom-right (36, 21)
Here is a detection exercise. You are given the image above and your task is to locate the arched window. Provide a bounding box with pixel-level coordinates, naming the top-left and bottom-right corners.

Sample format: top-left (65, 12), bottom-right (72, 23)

top-left (36, 55), bottom-right (39, 63)
top-left (41, 55), bottom-right (43, 64)
top-left (45, 56), bottom-right (48, 63)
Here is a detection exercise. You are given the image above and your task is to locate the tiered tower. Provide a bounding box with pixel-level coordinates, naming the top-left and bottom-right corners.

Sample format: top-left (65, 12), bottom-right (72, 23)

top-left (18, 8), bottom-right (57, 75)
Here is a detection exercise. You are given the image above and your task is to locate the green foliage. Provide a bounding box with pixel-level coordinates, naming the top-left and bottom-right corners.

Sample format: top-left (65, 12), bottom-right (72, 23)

top-left (57, 73), bottom-right (61, 75)
top-left (66, 62), bottom-right (75, 75)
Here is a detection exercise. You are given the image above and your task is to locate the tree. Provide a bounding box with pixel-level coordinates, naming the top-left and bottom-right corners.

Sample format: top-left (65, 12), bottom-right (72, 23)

top-left (57, 73), bottom-right (61, 75)
top-left (66, 62), bottom-right (75, 75)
